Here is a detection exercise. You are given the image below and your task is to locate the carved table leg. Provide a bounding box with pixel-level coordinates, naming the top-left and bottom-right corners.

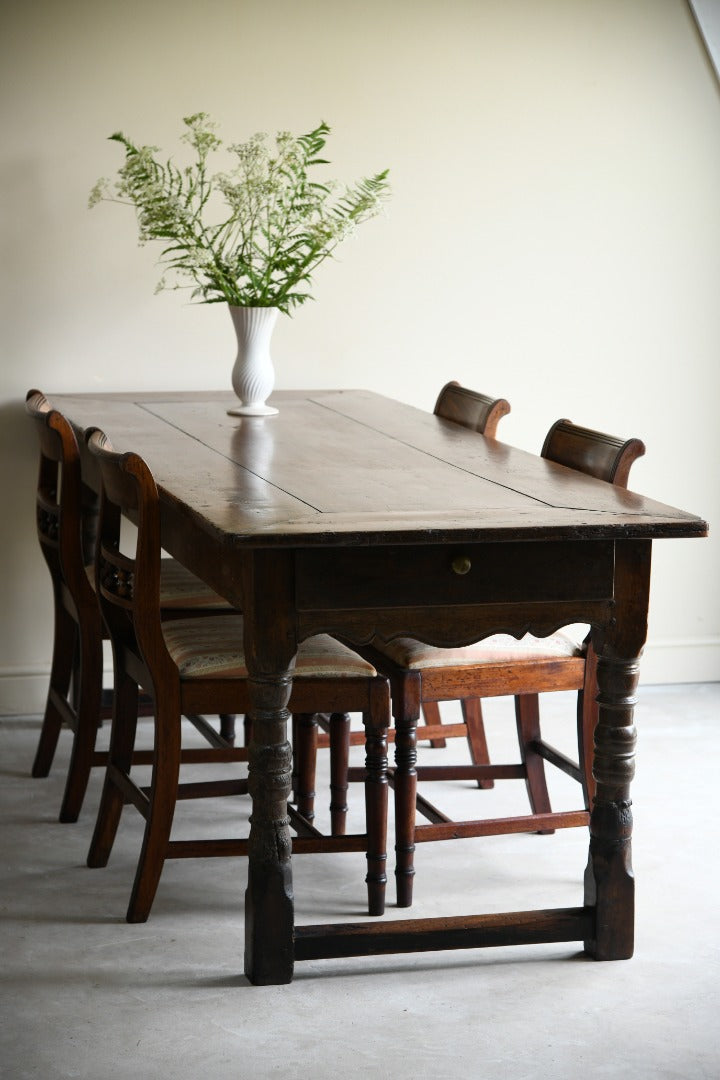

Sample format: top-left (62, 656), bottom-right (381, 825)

top-left (584, 655), bottom-right (638, 959)
top-left (244, 686), bottom-right (294, 984)
top-left (584, 540), bottom-right (650, 961)
top-left (242, 553), bottom-right (297, 985)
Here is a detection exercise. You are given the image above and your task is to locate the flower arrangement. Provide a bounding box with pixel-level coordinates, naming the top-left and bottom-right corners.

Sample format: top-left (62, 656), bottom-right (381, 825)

top-left (89, 114), bottom-right (390, 314)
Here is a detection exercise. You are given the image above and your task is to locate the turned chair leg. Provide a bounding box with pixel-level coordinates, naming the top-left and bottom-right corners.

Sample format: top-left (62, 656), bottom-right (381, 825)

top-left (59, 623), bottom-right (104, 823)
top-left (363, 689), bottom-right (389, 916)
top-left (329, 712), bottom-right (351, 835)
top-left (514, 692), bottom-right (554, 834)
top-left (294, 713), bottom-right (319, 823)
top-left (32, 606), bottom-right (76, 778)
top-left (461, 696), bottom-right (494, 789)
top-left (87, 672), bottom-right (139, 868)
top-left (393, 677), bottom-right (420, 908)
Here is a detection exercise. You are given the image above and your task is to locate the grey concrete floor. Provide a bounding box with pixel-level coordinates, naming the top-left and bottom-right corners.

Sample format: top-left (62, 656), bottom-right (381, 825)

top-left (1, 684), bottom-right (719, 1080)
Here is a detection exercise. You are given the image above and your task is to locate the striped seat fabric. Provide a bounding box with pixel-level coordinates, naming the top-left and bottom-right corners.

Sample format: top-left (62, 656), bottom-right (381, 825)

top-left (157, 559), bottom-right (231, 609)
top-left (372, 631), bottom-right (584, 671)
top-left (85, 559), bottom-right (230, 609)
top-left (163, 615), bottom-right (377, 680)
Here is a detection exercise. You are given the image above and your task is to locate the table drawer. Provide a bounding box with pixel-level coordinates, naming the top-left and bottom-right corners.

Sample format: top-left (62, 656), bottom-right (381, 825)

top-left (296, 540), bottom-right (615, 612)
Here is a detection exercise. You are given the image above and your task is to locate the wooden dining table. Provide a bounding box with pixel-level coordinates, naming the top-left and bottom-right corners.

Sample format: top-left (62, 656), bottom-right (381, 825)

top-left (52, 388), bottom-right (707, 984)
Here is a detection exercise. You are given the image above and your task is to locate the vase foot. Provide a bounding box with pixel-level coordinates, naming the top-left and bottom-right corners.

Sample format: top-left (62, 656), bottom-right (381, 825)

top-left (227, 403), bottom-right (279, 417)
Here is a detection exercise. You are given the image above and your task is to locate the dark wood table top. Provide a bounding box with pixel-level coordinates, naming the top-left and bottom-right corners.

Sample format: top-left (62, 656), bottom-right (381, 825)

top-left (53, 389), bottom-right (706, 547)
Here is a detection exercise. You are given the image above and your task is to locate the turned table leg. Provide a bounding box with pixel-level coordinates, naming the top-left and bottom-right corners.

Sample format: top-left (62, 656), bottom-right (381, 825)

top-left (242, 553), bottom-right (297, 985)
top-left (583, 654), bottom-right (638, 959)
top-left (584, 540), bottom-right (650, 961)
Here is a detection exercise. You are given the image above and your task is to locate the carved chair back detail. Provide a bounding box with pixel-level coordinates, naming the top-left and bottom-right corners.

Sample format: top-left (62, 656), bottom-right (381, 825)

top-left (433, 380), bottom-right (511, 438)
top-left (542, 418), bottom-right (645, 487)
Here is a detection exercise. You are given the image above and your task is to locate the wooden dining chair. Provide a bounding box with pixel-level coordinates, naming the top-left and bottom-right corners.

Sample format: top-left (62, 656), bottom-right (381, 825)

top-left (419, 381), bottom-right (510, 756)
top-left (362, 409), bottom-right (645, 906)
top-left (84, 428), bottom-right (390, 922)
top-left (26, 390), bottom-right (238, 823)
top-left (294, 381), bottom-right (512, 818)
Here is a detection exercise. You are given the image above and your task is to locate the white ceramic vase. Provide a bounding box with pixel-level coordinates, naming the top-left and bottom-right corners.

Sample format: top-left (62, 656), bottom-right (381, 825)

top-left (227, 305), bottom-right (279, 417)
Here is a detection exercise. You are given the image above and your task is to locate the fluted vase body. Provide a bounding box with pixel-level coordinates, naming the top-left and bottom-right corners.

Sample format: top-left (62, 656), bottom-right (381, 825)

top-left (227, 305), bottom-right (279, 417)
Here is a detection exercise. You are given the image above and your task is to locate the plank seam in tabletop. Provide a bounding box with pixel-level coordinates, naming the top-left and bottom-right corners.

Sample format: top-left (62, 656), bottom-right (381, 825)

top-left (305, 391), bottom-right (706, 526)
top-left (307, 391), bottom-right (566, 508)
top-left (136, 400), bottom-right (324, 515)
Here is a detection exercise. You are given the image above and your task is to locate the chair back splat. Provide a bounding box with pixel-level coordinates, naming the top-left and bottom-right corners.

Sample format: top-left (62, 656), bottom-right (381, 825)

top-left (90, 431), bottom-right (169, 673)
top-left (27, 389), bottom-right (97, 610)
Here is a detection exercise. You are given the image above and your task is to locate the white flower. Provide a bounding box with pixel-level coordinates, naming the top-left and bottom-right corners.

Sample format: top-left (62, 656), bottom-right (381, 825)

top-left (90, 116), bottom-right (390, 313)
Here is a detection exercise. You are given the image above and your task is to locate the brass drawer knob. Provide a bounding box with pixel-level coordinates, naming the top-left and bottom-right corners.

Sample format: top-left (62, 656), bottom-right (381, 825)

top-left (451, 555), bottom-right (472, 576)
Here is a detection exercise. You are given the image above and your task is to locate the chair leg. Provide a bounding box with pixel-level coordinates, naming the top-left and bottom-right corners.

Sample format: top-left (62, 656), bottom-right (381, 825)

top-left (219, 714), bottom-right (236, 745)
top-left (514, 693), bottom-right (554, 834)
top-left (294, 713), bottom-right (318, 823)
top-left (126, 693), bottom-right (182, 923)
top-left (31, 605), bottom-right (76, 778)
top-left (329, 712), bottom-right (351, 836)
top-left (363, 688), bottom-right (388, 916)
top-left (70, 642), bottom-right (82, 716)
top-left (461, 697), bottom-right (494, 789)
top-left (87, 672), bottom-right (139, 868)
top-left (59, 621), bottom-right (104, 822)
top-left (422, 701), bottom-right (447, 748)
top-left (393, 676), bottom-right (420, 907)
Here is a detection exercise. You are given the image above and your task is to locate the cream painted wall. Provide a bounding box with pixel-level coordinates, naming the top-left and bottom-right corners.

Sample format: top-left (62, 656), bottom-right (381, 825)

top-left (1, 0), bottom-right (718, 714)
